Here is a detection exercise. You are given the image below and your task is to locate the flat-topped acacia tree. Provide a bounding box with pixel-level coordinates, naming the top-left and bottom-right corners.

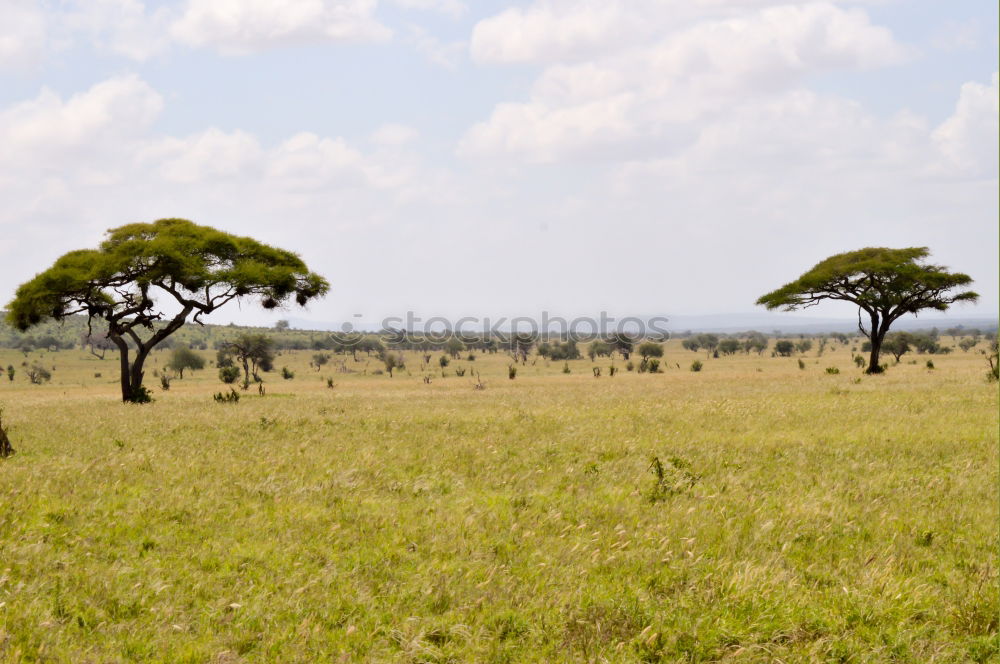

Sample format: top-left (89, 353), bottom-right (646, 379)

top-left (6, 218), bottom-right (328, 402)
top-left (756, 247), bottom-right (977, 374)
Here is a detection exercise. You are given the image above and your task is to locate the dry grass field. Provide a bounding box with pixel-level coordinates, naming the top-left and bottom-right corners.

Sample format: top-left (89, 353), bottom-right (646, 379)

top-left (0, 337), bottom-right (996, 662)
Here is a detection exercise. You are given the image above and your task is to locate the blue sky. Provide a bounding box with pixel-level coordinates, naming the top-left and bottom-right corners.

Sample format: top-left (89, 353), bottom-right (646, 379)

top-left (0, 1), bottom-right (996, 327)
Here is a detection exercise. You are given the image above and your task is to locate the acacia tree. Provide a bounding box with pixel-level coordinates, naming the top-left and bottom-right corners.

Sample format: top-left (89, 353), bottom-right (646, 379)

top-left (6, 219), bottom-right (328, 402)
top-left (219, 333), bottom-right (275, 389)
top-left (757, 247), bottom-right (976, 374)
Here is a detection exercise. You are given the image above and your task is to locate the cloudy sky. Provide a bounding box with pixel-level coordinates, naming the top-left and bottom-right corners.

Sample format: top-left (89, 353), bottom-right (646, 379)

top-left (0, 0), bottom-right (996, 327)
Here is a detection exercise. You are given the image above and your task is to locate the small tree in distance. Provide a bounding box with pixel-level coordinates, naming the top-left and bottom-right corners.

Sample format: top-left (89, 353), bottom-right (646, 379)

top-left (167, 346), bottom-right (205, 378)
top-left (757, 247), bottom-right (976, 373)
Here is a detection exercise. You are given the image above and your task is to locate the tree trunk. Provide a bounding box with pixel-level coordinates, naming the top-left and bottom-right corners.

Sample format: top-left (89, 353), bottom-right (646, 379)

top-left (865, 311), bottom-right (890, 375)
top-left (113, 337), bottom-right (133, 402)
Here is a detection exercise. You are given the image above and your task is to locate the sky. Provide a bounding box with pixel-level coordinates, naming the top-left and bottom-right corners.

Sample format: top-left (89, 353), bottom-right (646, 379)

top-left (0, 0), bottom-right (996, 329)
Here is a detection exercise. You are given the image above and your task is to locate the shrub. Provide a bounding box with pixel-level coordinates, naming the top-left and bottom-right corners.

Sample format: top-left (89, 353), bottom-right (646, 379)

top-left (160, 374), bottom-right (171, 391)
top-left (6, 366), bottom-right (14, 382)
top-left (690, 360), bottom-right (703, 372)
top-left (562, 362), bottom-right (571, 374)
top-left (281, 367), bottom-right (295, 380)
top-left (439, 355), bottom-right (450, 368)
top-left (774, 340), bottom-right (795, 356)
top-left (326, 377), bottom-right (335, 388)
top-left (26, 363), bottom-right (51, 385)
top-left (508, 365), bottom-right (517, 380)
top-left (626, 361), bottom-right (634, 372)
top-left (219, 366), bottom-right (241, 384)
top-left (213, 388), bottom-right (240, 403)
top-left (455, 367), bottom-right (466, 377)
top-left (648, 359), bottom-right (660, 373)
top-left (825, 367), bottom-right (840, 374)
top-left (926, 360), bottom-right (934, 370)
top-left (853, 355), bottom-right (865, 368)
top-left (637, 341), bottom-right (664, 359)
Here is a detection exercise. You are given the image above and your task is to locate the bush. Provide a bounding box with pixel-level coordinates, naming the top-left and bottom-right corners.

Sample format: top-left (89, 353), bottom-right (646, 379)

top-left (26, 363), bottom-right (51, 385)
top-left (281, 367), bottom-right (295, 380)
top-left (926, 360), bottom-right (934, 370)
top-left (637, 341), bottom-right (664, 359)
top-left (774, 340), bottom-right (795, 356)
top-left (626, 361), bottom-right (634, 372)
top-left (508, 365), bottom-right (517, 380)
top-left (160, 374), bottom-right (171, 391)
top-left (213, 388), bottom-right (240, 403)
top-left (690, 360), bottom-right (703, 372)
top-left (797, 359), bottom-right (806, 370)
top-left (825, 367), bottom-right (840, 374)
top-left (648, 359), bottom-right (660, 373)
top-left (439, 355), bottom-right (450, 368)
top-left (562, 362), bottom-right (571, 374)
top-left (219, 366), bottom-right (241, 384)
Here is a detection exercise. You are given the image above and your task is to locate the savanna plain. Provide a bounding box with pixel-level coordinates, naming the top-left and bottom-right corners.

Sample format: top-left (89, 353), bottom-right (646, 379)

top-left (0, 337), bottom-right (996, 663)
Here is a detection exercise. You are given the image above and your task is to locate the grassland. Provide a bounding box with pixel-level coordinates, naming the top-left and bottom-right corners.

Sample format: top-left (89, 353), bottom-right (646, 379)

top-left (0, 338), bottom-right (996, 663)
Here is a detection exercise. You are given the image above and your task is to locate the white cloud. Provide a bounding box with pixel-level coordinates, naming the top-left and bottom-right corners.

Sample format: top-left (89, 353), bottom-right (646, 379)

top-left (461, 3), bottom-right (906, 162)
top-left (141, 129), bottom-right (264, 183)
top-left (0, 75), bottom-right (163, 164)
top-left (170, 0), bottom-right (391, 54)
top-left (932, 72), bottom-right (999, 179)
top-left (0, 1), bottom-right (47, 70)
top-left (392, 0), bottom-right (466, 17)
top-left (470, 1), bottom-right (642, 65)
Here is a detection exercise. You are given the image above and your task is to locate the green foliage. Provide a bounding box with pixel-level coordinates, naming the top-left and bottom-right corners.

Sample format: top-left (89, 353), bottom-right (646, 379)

top-left (562, 362), bottom-right (571, 374)
top-left (6, 365), bottom-right (13, 382)
top-left (637, 341), bottom-right (664, 359)
top-left (218, 365), bottom-right (241, 384)
top-left (220, 333), bottom-right (275, 387)
top-left (166, 346), bottom-right (205, 378)
top-left (690, 360), bottom-right (703, 372)
top-left (281, 367), bottom-right (295, 380)
top-left (742, 332), bottom-right (768, 355)
top-left (774, 340), bottom-right (795, 356)
top-left (159, 374), bottom-right (171, 391)
top-left (438, 355), bottom-right (450, 368)
top-left (757, 247), bottom-right (977, 313)
top-left (508, 365), bottom-right (517, 380)
top-left (825, 367), bottom-right (840, 374)
top-left (794, 339), bottom-right (813, 354)
top-left (717, 338), bottom-right (741, 355)
top-left (538, 340), bottom-right (581, 361)
top-left (797, 359), bottom-right (806, 370)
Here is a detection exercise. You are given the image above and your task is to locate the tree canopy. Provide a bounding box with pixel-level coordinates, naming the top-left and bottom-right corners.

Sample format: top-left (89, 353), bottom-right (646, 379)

top-left (756, 247), bottom-right (976, 373)
top-left (6, 219), bottom-right (328, 401)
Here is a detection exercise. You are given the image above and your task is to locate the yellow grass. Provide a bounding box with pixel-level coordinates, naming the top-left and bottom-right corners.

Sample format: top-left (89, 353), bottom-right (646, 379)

top-left (0, 338), bottom-right (996, 662)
